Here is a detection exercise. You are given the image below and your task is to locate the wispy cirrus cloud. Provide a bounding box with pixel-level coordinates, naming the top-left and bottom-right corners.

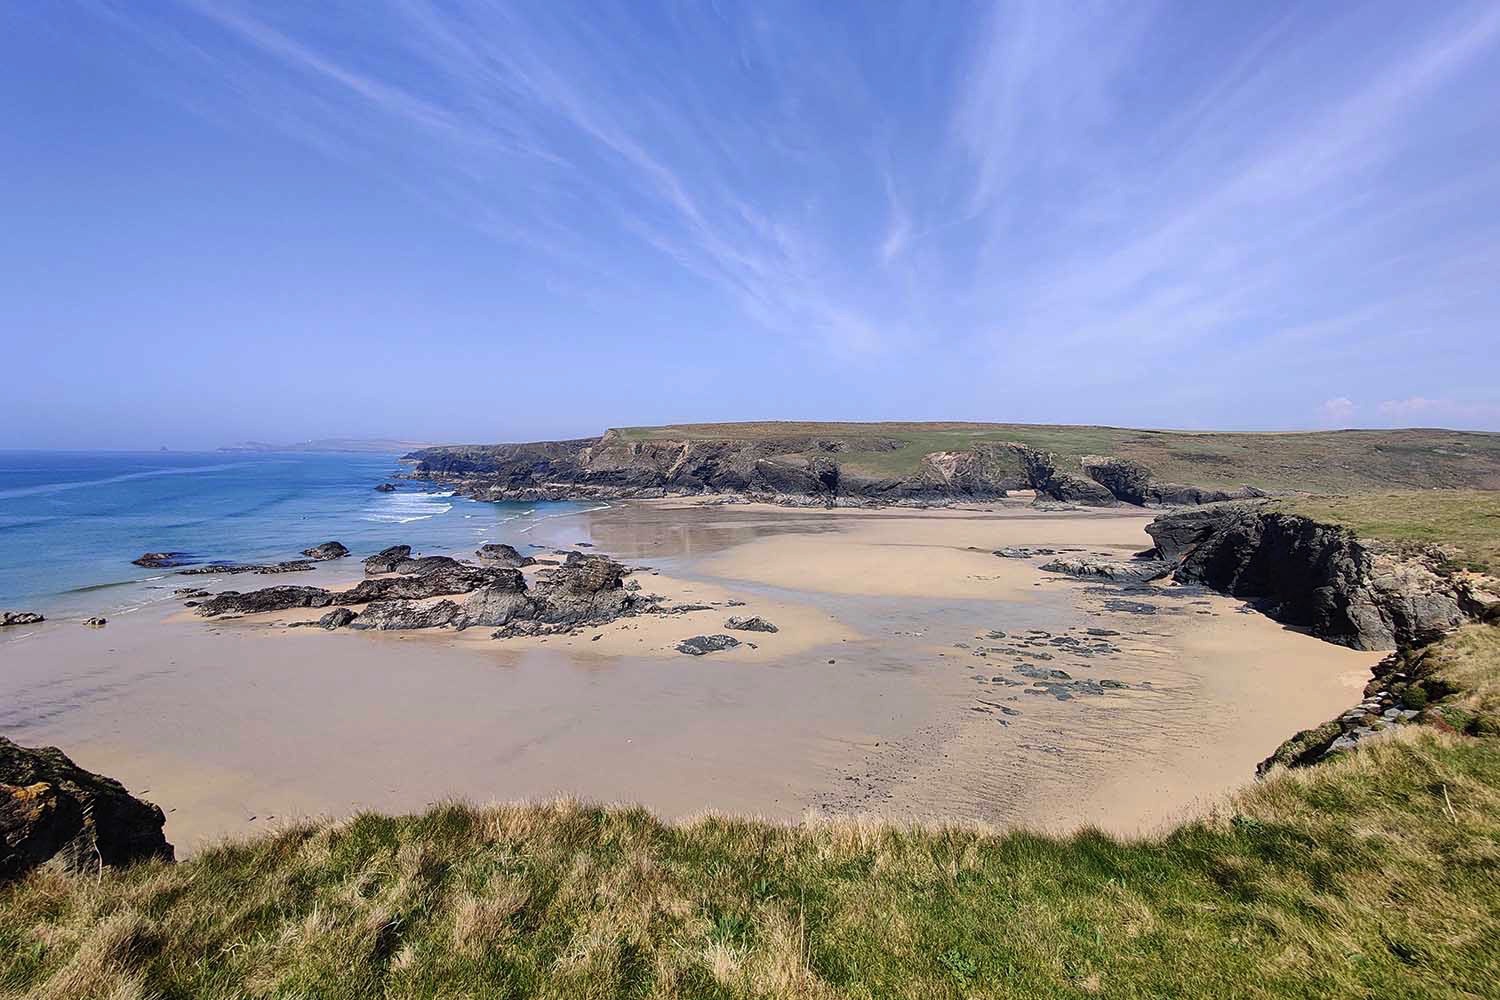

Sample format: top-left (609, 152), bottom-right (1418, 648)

top-left (52, 0), bottom-right (1500, 427)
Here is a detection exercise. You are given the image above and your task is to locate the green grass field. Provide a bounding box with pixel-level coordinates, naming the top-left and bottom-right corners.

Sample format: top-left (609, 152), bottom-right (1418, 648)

top-left (612, 422), bottom-right (1500, 493)
top-left (5, 622), bottom-right (1498, 999)
top-left (1274, 490), bottom-right (1500, 575)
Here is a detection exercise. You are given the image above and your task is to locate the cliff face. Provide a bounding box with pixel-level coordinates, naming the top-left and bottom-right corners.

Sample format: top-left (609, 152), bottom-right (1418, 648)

top-left (1146, 505), bottom-right (1478, 650)
top-left (405, 431), bottom-right (1262, 507)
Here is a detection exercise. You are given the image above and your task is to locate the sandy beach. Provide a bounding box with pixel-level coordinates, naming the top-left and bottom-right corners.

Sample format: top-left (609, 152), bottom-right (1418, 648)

top-left (0, 497), bottom-right (1378, 853)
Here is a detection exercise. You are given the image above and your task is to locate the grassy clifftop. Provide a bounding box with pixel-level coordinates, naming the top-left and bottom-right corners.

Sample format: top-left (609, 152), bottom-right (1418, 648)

top-left (611, 422), bottom-right (1500, 492)
top-left (1273, 490), bottom-right (1500, 575)
top-left (4, 717), bottom-right (1497, 999)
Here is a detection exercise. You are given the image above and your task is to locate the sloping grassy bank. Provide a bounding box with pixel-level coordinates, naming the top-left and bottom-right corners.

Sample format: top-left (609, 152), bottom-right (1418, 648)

top-left (1273, 490), bottom-right (1500, 575)
top-left (4, 632), bottom-right (1498, 999)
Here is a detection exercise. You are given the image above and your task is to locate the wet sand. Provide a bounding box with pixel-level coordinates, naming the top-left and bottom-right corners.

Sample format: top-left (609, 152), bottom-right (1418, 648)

top-left (0, 497), bottom-right (1376, 852)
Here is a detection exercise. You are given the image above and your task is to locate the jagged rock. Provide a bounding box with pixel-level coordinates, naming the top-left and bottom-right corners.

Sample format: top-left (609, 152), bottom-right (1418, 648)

top-left (337, 565), bottom-right (520, 605)
top-left (1, 737), bottom-right (173, 879)
top-left (994, 547), bottom-right (1056, 559)
top-left (132, 552), bottom-right (191, 568)
top-left (301, 541), bottom-right (349, 561)
top-left (1081, 456), bottom-right (1155, 506)
top-left (317, 608), bottom-right (358, 630)
top-left (548, 552), bottom-right (627, 595)
top-left (677, 634), bottom-right (741, 655)
top-left (476, 543), bottom-right (535, 567)
top-left (458, 586), bottom-right (539, 629)
top-left (1016, 447), bottom-right (1117, 506)
top-left (1039, 557), bottom-right (1172, 583)
top-left (374, 483), bottom-right (398, 492)
top-left (364, 545), bottom-right (413, 575)
top-left (1147, 505), bottom-right (1473, 650)
top-left (195, 586), bottom-right (334, 617)
top-left (725, 616), bottom-right (778, 633)
top-left (1, 612), bottom-right (44, 628)
top-left (82, 617), bottom-right (107, 628)
top-left (352, 600), bottom-right (461, 630)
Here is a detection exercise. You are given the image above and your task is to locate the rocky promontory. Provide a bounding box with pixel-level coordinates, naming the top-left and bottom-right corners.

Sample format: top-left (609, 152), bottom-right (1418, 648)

top-left (403, 429), bottom-right (1273, 509)
top-left (1, 737), bottom-right (173, 879)
top-left (1145, 503), bottom-right (1482, 650)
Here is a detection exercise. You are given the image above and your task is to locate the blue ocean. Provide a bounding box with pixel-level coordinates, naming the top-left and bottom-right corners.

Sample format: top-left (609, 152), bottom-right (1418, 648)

top-left (0, 451), bottom-right (592, 617)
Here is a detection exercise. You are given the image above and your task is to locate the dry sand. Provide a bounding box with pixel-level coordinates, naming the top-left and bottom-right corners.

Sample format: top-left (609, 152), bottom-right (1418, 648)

top-left (1, 497), bottom-right (1377, 852)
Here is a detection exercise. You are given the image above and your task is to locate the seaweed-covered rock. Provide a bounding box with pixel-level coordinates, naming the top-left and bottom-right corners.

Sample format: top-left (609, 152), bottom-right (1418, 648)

top-left (1, 737), bottom-right (173, 879)
top-left (301, 541), bottom-right (349, 561)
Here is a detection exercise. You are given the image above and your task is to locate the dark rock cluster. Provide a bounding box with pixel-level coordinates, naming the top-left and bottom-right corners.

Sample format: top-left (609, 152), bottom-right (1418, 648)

top-left (1, 611), bottom-right (45, 628)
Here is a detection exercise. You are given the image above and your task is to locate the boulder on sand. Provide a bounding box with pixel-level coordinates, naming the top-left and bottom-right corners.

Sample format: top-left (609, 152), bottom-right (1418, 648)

top-left (676, 634), bottom-right (741, 655)
top-left (1, 611), bottom-right (45, 628)
top-left (317, 608), bottom-right (358, 630)
top-left (301, 541), bottom-right (349, 561)
top-left (337, 565), bottom-right (520, 605)
top-left (724, 616), bottom-right (778, 633)
top-left (1, 737), bottom-right (173, 880)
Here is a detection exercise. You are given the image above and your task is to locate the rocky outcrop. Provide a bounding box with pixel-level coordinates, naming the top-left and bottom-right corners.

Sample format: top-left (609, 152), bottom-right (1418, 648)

top-left (476, 543), bottom-right (535, 567)
top-left (1080, 456), bottom-right (1264, 507)
top-left (364, 545), bottom-right (412, 575)
top-left (82, 617), bottom-right (106, 628)
top-left (374, 483), bottom-right (398, 492)
top-left (1, 738), bottom-right (172, 879)
top-left (1015, 447), bottom-right (1117, 506)
top-left (196, 585), bottom-right (336, 617)
top-left (1146, 504), bottom-right (1476, 650)
top-left (301, 541), bottom-right (349, 561)
top-left (1, 611), bottom-right (44, 628)
top-left (353, 599), bottom-right (463, 630)
top-left (337, 562), bottom-right (521, 604)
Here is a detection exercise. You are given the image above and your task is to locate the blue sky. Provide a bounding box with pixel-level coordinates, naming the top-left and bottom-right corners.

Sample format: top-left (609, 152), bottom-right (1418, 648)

top-left (3, 1), bottom-right (1498, 449)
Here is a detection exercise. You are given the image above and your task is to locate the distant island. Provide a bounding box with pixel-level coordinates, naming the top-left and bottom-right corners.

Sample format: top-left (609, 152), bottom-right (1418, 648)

top-left (219, 437), bottom-right (431, 455)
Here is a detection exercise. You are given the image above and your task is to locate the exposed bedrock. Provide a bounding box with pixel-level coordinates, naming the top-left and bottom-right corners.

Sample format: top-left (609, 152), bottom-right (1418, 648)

top-left (1146, 505), bottom-right (1478, 650)
top-left (1, 737), bottom-right (173, 880)
top-left (363, 545), bottom-right (413, 575)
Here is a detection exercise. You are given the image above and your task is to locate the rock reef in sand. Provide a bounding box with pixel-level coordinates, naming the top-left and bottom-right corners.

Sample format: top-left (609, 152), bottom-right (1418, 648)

top-left (1, 611), bottom-right (45, 628)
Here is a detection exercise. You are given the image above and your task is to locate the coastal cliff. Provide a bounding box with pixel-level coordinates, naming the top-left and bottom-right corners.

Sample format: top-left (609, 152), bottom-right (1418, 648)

top-left (405, 429), bottom-right (1267, 507)
top-left (406, 423), bottom-right (1500, 508)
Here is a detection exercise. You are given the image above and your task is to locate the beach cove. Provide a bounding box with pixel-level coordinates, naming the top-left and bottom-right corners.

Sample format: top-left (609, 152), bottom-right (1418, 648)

top-left (1, 494), bottom-right (1377, 853)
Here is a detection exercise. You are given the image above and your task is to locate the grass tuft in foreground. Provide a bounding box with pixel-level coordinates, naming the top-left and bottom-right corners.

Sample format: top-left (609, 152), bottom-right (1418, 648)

top-left (4, 725), bottom-right (1499, 997)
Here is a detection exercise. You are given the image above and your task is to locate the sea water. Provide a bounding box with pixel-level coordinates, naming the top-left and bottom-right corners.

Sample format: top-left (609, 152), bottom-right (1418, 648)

top-left (0, 450), bottom-right (595, 617)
